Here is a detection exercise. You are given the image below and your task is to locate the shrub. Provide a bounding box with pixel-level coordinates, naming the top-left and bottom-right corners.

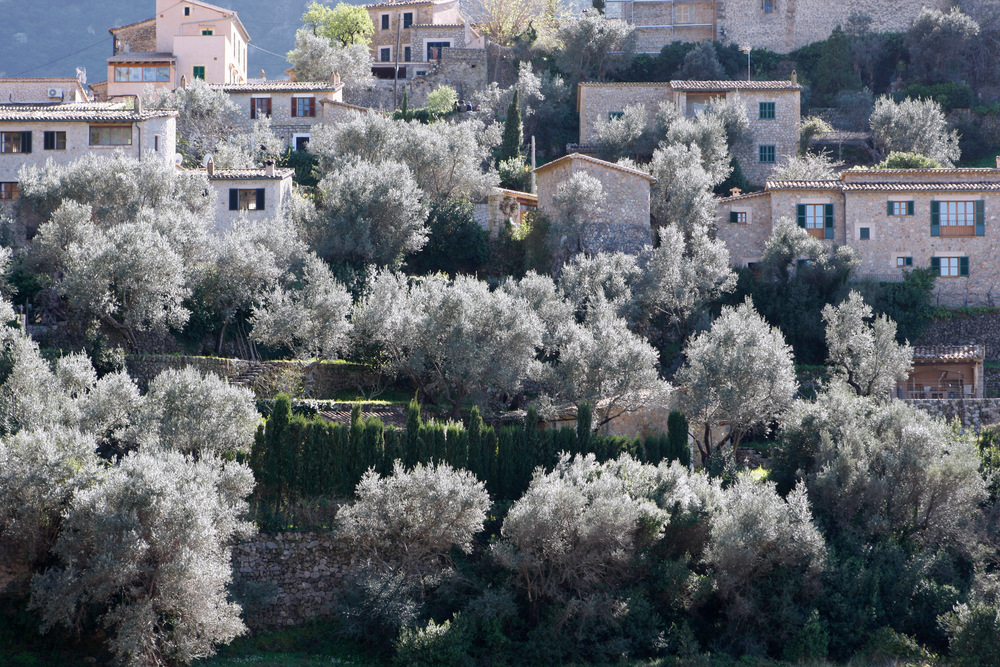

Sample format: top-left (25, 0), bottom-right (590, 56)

top-left (425, 86), bottom-right (458, 116)
top-left (393, 617), bottom-right (474, 667)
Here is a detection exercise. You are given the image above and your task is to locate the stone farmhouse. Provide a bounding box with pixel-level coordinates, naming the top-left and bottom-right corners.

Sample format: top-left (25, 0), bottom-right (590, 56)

top-left (363, 0), bottom-right (484, 81)
top-left (578, 78), bottom-right (801, 186)
top-left (0, 101), bottom-right (177, 204)
top-left (198, 160), bottom-right (295, 234)
top-left (0, 78), bottom-right (90, 105)
top-left (209, 80), bottom-right (352, 151)
top-left (605, 0), bottom-right (950, 55)
top-left (96, 0), bottom-right (250, 101)
top-left (535, 153), bottom-right (657, 255)
top-left (716, 162), bottom-right (1000, 307)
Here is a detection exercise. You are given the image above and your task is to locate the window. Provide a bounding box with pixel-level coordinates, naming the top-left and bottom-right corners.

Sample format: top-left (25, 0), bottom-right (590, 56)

top-left (294, 134), bottom-right (311, 152)
top-left (154, 135), bottom-right (160, 152)
top-left (291, 97), bottom-right (316, 118)
top-left (859, 226), bottom-right (870, 240)
top-left (759, 101), bottom-right (775, 119)
top-left (114, 66), bottom-right (171, 82)
top-left (43, 131), bottom-right (66, 150)
top-left (0, 183), bottom-right (17, 200)
top-left (403, 12), bottom-right (413, 28)
top-left (763, 0), bottom-right (774, 13)
top-left (202, 29), bottom-right (214, 36)
top-left (759, 144), bottom-right (775, 162)
top-left (931, 200), bottom-right (983, 237)
top-left (676, 4), bottom-right (691, 23)
top-left (932, 256), bottom-right (969, 278)
top-left (888, 200), bottom-right (914, 216)
top-left (0, 132), bottom-right (31, 154)
top-left (193, 65), bottom-right (205, 80)
top-left (381, 14), bottom-right (389, 29)
top-left (797, 203), bottom-right (834, 239)
top-left (250, 97), bottom-right (271, 119)
top-left (427, 41), bottom-right (450, 60)
top-left (404, 46), bottom-right (412, 62)
top-left (89, 125), bottom-right (132, 146)
top-left (184, 6), bottom-right (191, 15)
top-left (380, 47), bottom-right (392, 63)
top-left (896, 256), bottom-right (913, 267)
top-left (729, 211), bottom-right (747, 224)
top-left (229, 188), bottom-right (266, 211)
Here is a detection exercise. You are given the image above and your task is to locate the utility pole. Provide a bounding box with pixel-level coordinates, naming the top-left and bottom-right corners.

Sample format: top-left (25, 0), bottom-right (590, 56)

top-left (392, 11), bottom-right (402, 108)
top-left (741, 45), bottom-right (751, 81)
top-left (530, 135), bottom-right (536, 194)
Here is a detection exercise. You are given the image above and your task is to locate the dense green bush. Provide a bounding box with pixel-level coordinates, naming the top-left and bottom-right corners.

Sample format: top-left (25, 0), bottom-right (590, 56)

top-left (899, 82), bottom-right (975, 111)
top-left (405, 200), bottom-right (489, 277)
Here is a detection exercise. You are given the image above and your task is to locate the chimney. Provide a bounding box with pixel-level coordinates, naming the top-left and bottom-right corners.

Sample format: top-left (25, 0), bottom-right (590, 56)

top-left (207, 156), bottom-right (214, 176)
top-left (260, 69), bottom-right (266, 81)
top-left (790, 70), bottom-right (798, 85)
top-left (730, 187), bottom-right (742, 197)
top-left (996, 154), bottom-right (1000, 170)
top-left (179, 75), bottom-right (188, 89)
top-left (331, 72), bottom-right (341, 86)
top-left (134, 95), bottom-right (142, 115)
top-left (265, 160), bottom-right (275, 177)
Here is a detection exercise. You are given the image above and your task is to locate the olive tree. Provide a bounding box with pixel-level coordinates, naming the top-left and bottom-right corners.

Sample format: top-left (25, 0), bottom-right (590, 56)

top-left (822, 291), bottom-right (912, 398)
top-left (286, 29), bottom-right (374, 102)
top-left (554, 16), bottom-right (636, 82)
top-left (30, 449), bottom-right (255, 667)
top-left (906, 7), bottom-right (980, 84)
top-left (548, 171), bottom-right (605, 262)
top-left (676, 299), bottom-right (797, 458)
top-left (591, 104), bottom-right (652, 161)
top-left (869, 96), bottom-right (961, 166)
top-left (145, 78), bottom-right (243, 166)
top-left (650, 143), bottom-right (716, 237)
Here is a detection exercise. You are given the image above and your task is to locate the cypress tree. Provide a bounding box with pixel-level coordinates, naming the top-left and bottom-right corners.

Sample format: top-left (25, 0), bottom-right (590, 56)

top-left (467, 406), bottom-right (484, 480)
top-left (497, 427), bottom-right (516, 499)
top-left (400, 89), bottom-right (409, 120)
top-left (498, 89), bottom-right (523, 165)
top-left (667, 410), bottom-right (690, 466)
top-left (406, 397), bottom-right (422, 468)
top-left (577, 403), bottom-right (592, 455)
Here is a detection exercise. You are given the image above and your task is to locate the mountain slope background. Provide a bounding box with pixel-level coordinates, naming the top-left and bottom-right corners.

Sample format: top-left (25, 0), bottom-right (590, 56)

top-left (0, 0), bottom-right (323, 86)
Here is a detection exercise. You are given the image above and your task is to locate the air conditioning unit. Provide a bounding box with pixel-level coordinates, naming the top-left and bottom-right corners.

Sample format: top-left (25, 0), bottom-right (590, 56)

top-left (47, 88), bottom-right (63, 99)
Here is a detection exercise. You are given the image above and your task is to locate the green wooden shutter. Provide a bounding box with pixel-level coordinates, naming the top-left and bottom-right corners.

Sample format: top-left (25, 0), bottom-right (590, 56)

top-left (931, 257), bottom-right (941, 274)
top-left (887, 200), bottom-right (894, 216)
top-left (930, 201), bottom-right (940, 236)
top-left (796, 204), bottom-right (806, 228)
top-left (907, 201), bottom-right (914, 216)
top-left (20, 132), bottom-right (31, 154)
top-left (824, 203), bottom-right (834, 239)
top-left (976, 200), bottom-right (985, 236)
top-left (730, 211), bottom-right (739, 223)
top-left (229, 189), bottom-right (239, 211)
top-left (256, 188), bottom-right (266, 211)
top-left (960, 256), bottom-right (969, 277)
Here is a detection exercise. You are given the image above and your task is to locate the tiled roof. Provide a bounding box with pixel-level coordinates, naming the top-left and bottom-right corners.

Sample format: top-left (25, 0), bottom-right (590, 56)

top-left (578, 81), bottom-right (672, 88)
top-left (211, 82), bottom-right (342, 93)
top-left (534, 152), bottom-right (657, 183)
top-left (363, 0), bottom-right (437, 8)
top-left (719, 189), bottom-right (770, 202)
top-left (912, 345), bottom-right (984, 362)
top-left (670, 79), bottom-right (802, 91)
top-left (412, 22), bottom-right (465, 27)
top-left (841, 182), bottom-right (1000, 192)
top-left (198, 168), bottom-right (295, 180)
top-left (109, 17), bottom-right (155, 34)
top-left (0, 103), bottom-right (176, 122)
top-left (108, 52), bottom-right (176, 63)
top-left (842, 167), bottom-right (1000, 177)
top-left (766, 179), bottom-right (842, 190)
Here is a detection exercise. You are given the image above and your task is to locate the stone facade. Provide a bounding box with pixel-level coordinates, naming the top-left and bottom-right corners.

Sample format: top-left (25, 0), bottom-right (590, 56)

top-left (534, 153), bottom-right (655, 254)
top-left (210, 81), bottom-right (344, 149)
top-left (606, 1), bottom-right (717, 53)
top-left (577, 79), bottom-right (801, 186)
top-left (716, 164), bottom-right (1000, 307)
top-left (110, 18), bottom-right (157, 55)
top-left (905, 398), bottom-right (1000, 430)
top-left (0, 78), bottom-right (90, 104)
top-left (399, 47), bottom-right (488, 105)
top-left (197, 164), bottom-right (295, 234)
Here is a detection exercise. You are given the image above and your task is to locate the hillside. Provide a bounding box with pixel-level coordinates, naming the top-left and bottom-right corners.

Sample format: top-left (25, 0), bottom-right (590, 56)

top-left (0, 0), bottom-right (326, 86)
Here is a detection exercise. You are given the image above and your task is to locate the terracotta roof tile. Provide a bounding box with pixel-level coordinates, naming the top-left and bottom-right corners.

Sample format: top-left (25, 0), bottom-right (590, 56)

top-left (912, 345), bottom-right (985, 362)
top-left (669, 79), bottom-right (802, 91)
top-left (718, 189), bottom-right (770, 202)
top-left (534, 152), bottom-right (657, 183)
top-left (766, 179), bottom-right (842, 190)
top-left (0, 102), bottom-right (176, 122)
top-left (211, 82), bottom-right (342, 93)
top-left (841, 182), bottom-right (1000, 192)
top-left (107, 52), bottom-right (177, 63)
top-left (198, 168), bottom-right (295, 180)
top-left (363, 0), bottom-right (437, 8)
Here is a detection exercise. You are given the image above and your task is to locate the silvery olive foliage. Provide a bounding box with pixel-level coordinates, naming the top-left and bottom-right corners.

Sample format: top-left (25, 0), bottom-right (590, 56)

top-left (554, 16), bottom-right (636, 82)
top-left (251, 254), bottom-right (354, 359)
top-left (770, 151), bottom-right (840, 181)
top-left (869, 95), bottom-right (961, 166)
top-left (144, 78), bottom-right (244, 166)
top-left (650, 142), bottom-right (717, 237)
top-left (664, 112), bottom-right (732, 187)
top-left (591, 104), bottom-right (652, 160)
top-left (822, 291), bottom-right (913, 398)
top-left (338, 461), bottom-right (490, 575)
top-left (137, 367), bottom-right (258, 457)
top-left (677, 298), bottom-right (797, 456)
top-left (286, 29), bottom-right (374, 103)
top-left (211, 117), bottom-right (285, 170)
top-left (30, 449), bottom-right (255, 667)
top-left (549, 171), bottom-right (606, 262)
top-left (705, 476), bottom-right (826, 652)
top-left (351, 272), bottom-right (543, 414)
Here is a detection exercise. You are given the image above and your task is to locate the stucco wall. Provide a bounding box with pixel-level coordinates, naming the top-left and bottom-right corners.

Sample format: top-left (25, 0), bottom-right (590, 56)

top-left (207, 175), bottom-right (294, 234)
top-left (223, 89), bottom-right (341, 146)
top-left (578, 83), bottom-right (671, 145)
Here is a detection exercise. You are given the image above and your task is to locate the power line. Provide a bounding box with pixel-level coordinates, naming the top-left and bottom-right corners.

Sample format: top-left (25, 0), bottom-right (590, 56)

top-left (248, 43), bottom-right (288, 59)
top-left (9, 36), bottom-right (108, 77)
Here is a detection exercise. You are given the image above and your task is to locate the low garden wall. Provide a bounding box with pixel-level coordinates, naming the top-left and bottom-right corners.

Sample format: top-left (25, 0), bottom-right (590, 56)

top-left (905, 398), bottom-right (1000, 429)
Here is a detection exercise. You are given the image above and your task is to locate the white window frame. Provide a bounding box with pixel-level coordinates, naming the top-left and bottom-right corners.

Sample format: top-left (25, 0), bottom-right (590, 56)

top-left (292, 133), bottom-right (312, 152)
top-left (423, 39), bottom-right (452, 62)
top-left (379, 46), bottom-right (393, 63)
top-left (675, 3), bottom-right (691, 23)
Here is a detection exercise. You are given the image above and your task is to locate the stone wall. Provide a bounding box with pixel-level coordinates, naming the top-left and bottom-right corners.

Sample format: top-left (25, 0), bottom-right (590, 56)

top-left (402, 47), bottom-right (488, 106)
top-left (905, 398), bottom-right (1000, 429)
top-left (232, 531), bottom-right (354, 631)
top-left (716, 191), bottom-right (773, 264)
top-left (113, 20), bottom-right (157, 54)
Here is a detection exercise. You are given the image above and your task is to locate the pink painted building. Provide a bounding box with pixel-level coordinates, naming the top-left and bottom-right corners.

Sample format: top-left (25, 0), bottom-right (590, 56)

top-left (102, 0), bottom-right (250, 100)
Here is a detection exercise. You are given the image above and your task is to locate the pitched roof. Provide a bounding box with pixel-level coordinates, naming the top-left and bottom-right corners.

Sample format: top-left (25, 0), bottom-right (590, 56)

top-left (912, 345), bottom-right (984, 362)
top-left (107, 52), bottom-right (177, 63)
top-left (211, 81), bottom-right (342, 93)
top-left (109, 17), bottom-right (156, 34)
top-left (841, 182), bottom-right (1000, 192)
top-left (719, 189), bottom-right (770, 202)
top-left (533, 152), bottom-right (657, 183)
top-left (197, 168), bottom-right (295, 180)
top-left (842, 167), bottom-right (1000, 178)
top-left (766, 179), bottom-right (842, 190)
top-left (363, 0), bottom-right (437, 8)
top-left (0, 102), bottom-right (176, 122)
top-left (494, 187), bottom-right (538, 202)
top-left (670, 79), bottom-right (802, 91)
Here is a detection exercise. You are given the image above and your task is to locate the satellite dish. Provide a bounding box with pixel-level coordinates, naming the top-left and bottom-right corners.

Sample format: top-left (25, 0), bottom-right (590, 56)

top-left (174, 153), bottom-right (184, 167)
top-left (202, 153), bottom-right (214, 168)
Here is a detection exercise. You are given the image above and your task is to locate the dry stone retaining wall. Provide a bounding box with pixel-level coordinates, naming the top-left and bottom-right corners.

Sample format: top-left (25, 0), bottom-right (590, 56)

top-left (905, 398), bottom-right (1000, 429)
top-left (915, 313), bottom-right (1000, 360)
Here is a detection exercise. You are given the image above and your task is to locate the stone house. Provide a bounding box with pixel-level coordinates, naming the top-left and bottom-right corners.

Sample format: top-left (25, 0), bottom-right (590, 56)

top-left (0, 78), bottom-right (90, 105)
top-left (474, 187), bottom-right (539, 237)
top-left (716, 161), bottom-right (1000, 307)
top-left (605, 0), bottom-right (950, 55)
top-left (0, 101), bottom-right (177, 204)
top-left (577, 78), bottom-right (801, 186)
top-left (900, 345), bottom-right (985, 399)
top-left (210, 80), bottom-right (347, 151)
top-left (101, 0), bottom-right (250, 100)
top-left (197, 160), bottom-right (294, 234)
top-left (534, 153), bottom-right (656, 255)
top-left (363, 0), bottom-right (484, 82)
